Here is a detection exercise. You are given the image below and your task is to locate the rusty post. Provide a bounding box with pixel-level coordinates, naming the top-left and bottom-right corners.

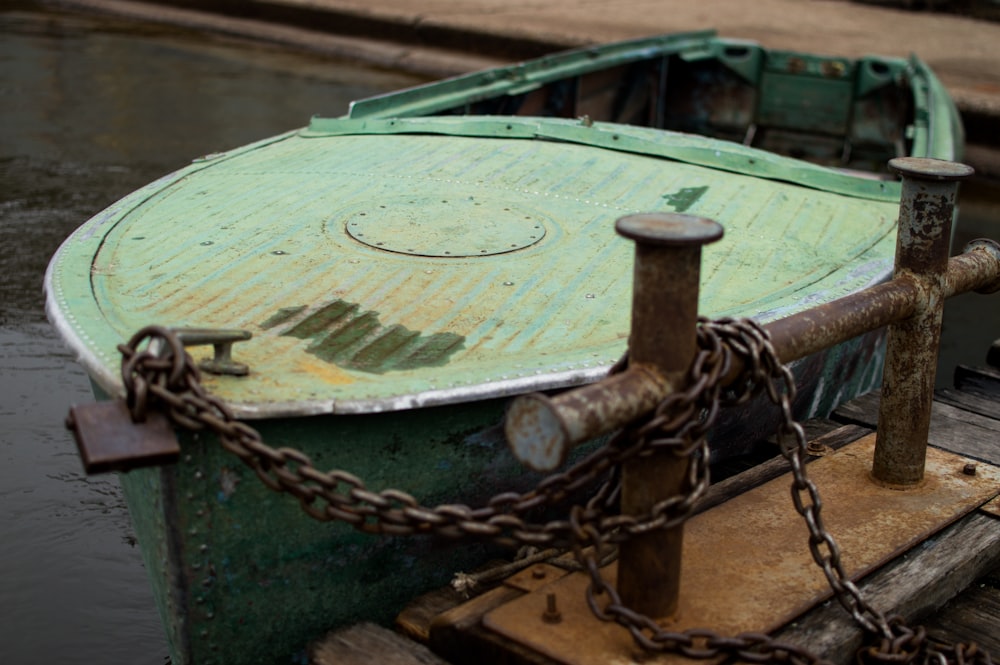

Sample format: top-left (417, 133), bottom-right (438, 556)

top-left (504, 367), bottom-right (669, 472)
top-left (872, 157), bottom-right (974, 487)
top-left (613, 212), bottom-right (723, 619)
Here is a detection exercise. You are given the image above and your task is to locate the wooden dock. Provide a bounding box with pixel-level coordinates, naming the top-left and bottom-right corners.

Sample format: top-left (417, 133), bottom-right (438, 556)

top-left (310, 349), bottom-right (1000, 665)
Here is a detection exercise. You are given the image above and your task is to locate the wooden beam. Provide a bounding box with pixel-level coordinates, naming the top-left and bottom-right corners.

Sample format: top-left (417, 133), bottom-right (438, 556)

top-left (772, 511), bottom-right (1000, 663)
top-left (311, 623), bottom-right (451, 665)
top-left (955, 364), bottom-right (1000, 399)
top-left (833, 390), bottom-right (1000, 465)
top-left (923, 565), bottom-right (1000, 655)
top-left (935, 387), bottom-right (1000, 421)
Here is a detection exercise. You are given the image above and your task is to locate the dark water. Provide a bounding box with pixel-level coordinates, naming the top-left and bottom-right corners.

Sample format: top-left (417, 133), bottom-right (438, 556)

top-left (0, 6), bottom-right (422, 664)
top-left (1, 5), bottom-right (999, 665)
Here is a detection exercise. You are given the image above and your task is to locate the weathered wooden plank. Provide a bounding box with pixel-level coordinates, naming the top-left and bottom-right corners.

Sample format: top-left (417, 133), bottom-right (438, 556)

top-left (924, 400), bottom-right (1000, 465)
top-left (310, 622), bottom-right (451, 665)
top-left (773, 512), bottom-right (1000, 663)
top-left (923, 567), bottom-right (1000, 655)
top-left (833, 390), bottom-right (1000, 465)
top-left (955, 364), bottom-right (1000, 399)
top-left (396, 552), bottom-right (578, 646)
top-left (935, 387), bottom-right (1000, 421)
top-left (396, 585), bottom-right (468, 643)
top-left (711, 417), bottom-right (855, 482)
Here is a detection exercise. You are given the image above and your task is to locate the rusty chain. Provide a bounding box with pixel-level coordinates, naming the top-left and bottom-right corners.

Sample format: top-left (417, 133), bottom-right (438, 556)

top-left (567, 319), bottom-right (888, 665)
top-left (119, 323), bottom-right (724, 548)
top-left (117, 321), bottom-right (994, 665)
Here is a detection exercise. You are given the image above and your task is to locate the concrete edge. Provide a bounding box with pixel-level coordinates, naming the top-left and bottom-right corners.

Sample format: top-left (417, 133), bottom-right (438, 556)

top-left (39, 0), bottom-right (557, 76)
top-left (32, 0), bottom-right (1000, 175)
top-left (37, 0), bottom-right (509, 77)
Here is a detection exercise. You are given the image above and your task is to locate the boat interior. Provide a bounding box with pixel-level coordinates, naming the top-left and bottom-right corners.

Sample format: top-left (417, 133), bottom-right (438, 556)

top-left (355, 43), bottom-right (917, 174)
top-left (455, 49), bottom-right (911, 172)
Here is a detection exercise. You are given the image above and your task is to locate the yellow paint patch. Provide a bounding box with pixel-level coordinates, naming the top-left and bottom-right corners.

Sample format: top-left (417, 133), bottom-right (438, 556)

top-left (295, 356), bottom-right (356, 386)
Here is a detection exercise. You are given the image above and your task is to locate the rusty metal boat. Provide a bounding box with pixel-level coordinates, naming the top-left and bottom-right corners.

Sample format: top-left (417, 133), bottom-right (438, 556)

top-left (44, 30), bottom-right (964, 665)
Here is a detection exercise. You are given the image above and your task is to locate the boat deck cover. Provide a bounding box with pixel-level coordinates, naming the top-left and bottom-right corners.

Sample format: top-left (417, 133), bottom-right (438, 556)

top-left (45, 117), bottom-right (901, 417)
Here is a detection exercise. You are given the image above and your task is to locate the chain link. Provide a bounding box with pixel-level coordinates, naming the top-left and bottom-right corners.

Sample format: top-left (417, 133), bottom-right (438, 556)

top-left (116, 322), bottom-right (994, 665)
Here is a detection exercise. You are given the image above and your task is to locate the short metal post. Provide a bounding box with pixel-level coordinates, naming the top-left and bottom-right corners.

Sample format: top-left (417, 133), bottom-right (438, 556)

top-left (614, 213), bottom-right (723, 618)
top-left (873, 157), bottom-right (974, 486)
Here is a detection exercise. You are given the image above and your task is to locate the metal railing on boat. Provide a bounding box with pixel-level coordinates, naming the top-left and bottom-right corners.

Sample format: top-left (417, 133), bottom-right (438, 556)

top-left (504, 156), bottom-right (1000, 621)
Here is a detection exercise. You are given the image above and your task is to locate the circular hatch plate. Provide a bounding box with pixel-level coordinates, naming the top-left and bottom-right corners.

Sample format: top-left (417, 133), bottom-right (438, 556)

top-left (343, 194), bottom-right (547, 257)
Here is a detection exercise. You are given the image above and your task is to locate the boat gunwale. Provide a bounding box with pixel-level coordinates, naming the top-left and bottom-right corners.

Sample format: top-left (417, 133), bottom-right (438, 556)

top-left (345, 29), bottom-right (724, 120)
top-left (342, 30), bottom-right (958, 165)
top-left (303, 115), bottom-right (904, 203)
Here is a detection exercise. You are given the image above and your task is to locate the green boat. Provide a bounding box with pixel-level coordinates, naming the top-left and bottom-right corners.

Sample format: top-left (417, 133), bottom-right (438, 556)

top-left (45, 30), bottom-right (962, 665)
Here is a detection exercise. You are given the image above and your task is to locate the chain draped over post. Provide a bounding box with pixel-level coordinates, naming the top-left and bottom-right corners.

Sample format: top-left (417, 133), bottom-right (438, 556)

top-left (116, 322), bottom-right (994, 665)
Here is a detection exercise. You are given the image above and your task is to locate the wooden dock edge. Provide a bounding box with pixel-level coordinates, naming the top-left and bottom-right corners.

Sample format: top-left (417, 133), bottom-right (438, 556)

top-left (311, 379), bottom-right (1000, 665)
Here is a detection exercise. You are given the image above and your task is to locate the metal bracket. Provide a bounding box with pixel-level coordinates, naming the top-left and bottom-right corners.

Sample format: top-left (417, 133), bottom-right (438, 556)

top-left (173, 327), bottom-right (252, 376)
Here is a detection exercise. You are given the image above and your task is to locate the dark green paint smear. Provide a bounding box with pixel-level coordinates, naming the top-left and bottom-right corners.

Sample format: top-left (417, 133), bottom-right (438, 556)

top-left (260, 305), bottom-right (307, 329)
top-left (662, 185), bottom-right (708, 212)
top-left (284, 301), bottom-right (359, 338)
top-left (266, 299), bottom-right (464, 373)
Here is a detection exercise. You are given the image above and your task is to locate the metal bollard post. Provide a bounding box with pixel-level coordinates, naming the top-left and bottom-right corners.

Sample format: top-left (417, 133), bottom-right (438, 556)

top-left (614, 212), bottom-right (723, 619)
top-left (872, 157), bottom-right (974, 487)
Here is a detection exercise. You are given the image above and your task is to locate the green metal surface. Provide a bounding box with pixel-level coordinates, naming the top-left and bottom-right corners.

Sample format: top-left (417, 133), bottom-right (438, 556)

top-left (150, 398), bottom-right (557, 665)
top-left (47, 117), bottom-right (901, 418)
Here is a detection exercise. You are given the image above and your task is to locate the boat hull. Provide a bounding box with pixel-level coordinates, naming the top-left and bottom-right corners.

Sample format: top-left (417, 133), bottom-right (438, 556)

top-left (116, 396), bottom-right (530, 665)
top-left (111, 329), bottom-right (885, 665)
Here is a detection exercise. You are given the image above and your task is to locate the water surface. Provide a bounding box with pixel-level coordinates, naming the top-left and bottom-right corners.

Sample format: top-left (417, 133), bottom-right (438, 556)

top-left (0, 6), bottom-right (422, 663)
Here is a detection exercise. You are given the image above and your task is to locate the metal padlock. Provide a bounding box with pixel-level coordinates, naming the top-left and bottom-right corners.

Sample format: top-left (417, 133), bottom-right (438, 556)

top-left (66, 400), bottom-right (180, 474)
